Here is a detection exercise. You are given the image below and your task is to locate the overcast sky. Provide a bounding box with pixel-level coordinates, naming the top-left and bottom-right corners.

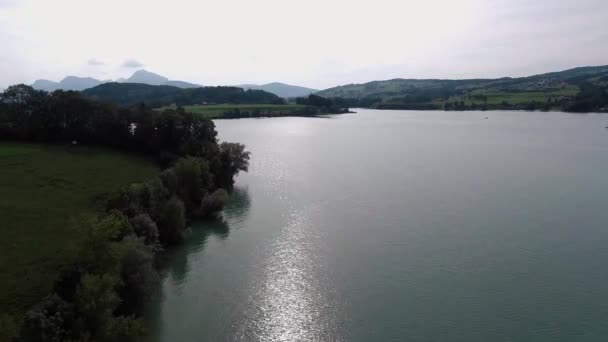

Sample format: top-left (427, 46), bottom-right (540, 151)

top-left (0, 0), bottom-right (607, 89)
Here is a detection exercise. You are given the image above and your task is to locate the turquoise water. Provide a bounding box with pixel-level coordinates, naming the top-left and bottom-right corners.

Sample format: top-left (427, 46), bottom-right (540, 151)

top-left (147, 110), bottom-right (608, 341)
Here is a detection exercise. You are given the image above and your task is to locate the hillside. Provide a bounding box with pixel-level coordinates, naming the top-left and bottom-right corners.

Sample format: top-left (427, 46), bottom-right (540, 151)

top-left (238, 82), bottom-right (318, 98)
top-left (82, 82), bottom-right (285, 107)
top-left (317, 65), bottom-right (608, 112)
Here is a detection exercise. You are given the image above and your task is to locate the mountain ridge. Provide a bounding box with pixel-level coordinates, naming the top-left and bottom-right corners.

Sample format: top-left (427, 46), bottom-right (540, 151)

top-left (30, 71), bottom-right (315, 97)
top-left (31, 69), bottom-right (202, 91)
top-left (236, 82), bottom-right (318, 98)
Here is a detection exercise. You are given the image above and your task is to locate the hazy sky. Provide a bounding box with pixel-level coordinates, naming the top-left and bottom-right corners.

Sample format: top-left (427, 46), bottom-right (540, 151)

top-left (0, 0), bottom-right (607, 89)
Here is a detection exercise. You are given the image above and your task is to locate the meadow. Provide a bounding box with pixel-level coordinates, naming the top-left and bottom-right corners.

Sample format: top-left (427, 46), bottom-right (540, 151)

top-left (159, 104), bottom-right (307, 118)
top-left (0, 142), bottom-right (158, 315)
top-left (434, 86), bottom-right (580, 106)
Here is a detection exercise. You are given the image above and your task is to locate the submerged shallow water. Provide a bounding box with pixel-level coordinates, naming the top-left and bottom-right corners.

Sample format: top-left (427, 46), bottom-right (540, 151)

top-left (147, 110), bottom-right (608, 341)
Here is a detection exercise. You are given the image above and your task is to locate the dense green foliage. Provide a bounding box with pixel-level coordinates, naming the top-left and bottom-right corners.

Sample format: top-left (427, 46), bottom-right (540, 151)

top-left (295, 94), bottom-right (351, 114)
top-left (0, 85), bottom-right (250, 341)
top-left (317, 65), bottom-right (608, 112)
top-left (81, 82), bottom-right (285, 107)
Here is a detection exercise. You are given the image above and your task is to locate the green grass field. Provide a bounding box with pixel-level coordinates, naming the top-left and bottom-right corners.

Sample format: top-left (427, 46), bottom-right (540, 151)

top-left (159, 104), bottom-right (306, 118)
top-left (0, 142), bottom-right (158, 315)
top-left (433, 86), bottom-right (580, 106)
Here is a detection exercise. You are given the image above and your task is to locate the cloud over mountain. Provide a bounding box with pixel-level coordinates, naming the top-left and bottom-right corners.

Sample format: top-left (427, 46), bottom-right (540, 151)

top-left (87, 58), bottom-right (105, 66)
top-left (121, 59), bottom-right (144, 68)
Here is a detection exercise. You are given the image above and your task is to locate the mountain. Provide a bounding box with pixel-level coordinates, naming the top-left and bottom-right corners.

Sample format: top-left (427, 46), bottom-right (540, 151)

top-left (164, 80), bottom-right (201, 88)
top-left (31, 79), bottom-right (60, 91)
top-left (317, 65), bottom-right (608, 112)
top-left (59, 76), bottom-right (104, 90)
top-left (31, 70), bottom-right (202, 91)
top-left (82, 83), bottom-right (284, 107)
top-left (237, 82), bottom-right (318, 98)
top-left (125, 69), bottom-right (168, 85)
top-left (31, 76), bottom-right (104, 91)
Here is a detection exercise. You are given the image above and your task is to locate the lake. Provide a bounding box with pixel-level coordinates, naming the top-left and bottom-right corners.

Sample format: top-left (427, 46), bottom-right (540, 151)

top-left (146, 109), bottom-right (608, 341)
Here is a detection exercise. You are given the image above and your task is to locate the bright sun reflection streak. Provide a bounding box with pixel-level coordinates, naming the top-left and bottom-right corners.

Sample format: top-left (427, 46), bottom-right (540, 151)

top-left (235, 207), bottom-right (345, 342)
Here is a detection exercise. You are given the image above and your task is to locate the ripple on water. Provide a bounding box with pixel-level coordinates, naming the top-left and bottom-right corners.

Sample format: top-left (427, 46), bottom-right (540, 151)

top-left (232, 206), bottom-right (347, 342)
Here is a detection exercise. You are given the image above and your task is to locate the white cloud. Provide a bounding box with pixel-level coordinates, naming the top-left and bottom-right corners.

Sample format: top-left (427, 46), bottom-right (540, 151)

top-left (121, 59), bottom-right (143, 68)
top-left (87, 58), bottom-right (105, 66)
top-left (0, 0), bottom-right (606, 89)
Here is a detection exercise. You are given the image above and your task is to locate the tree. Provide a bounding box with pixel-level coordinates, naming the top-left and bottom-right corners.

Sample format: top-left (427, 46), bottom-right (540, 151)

top-left (75, 273), bottom-right (120, 338)
top-left (172, 157), bottom-right (211, 210)
top-left (158, 196), bottom-right (187, 245)
top-left (213, 142), bottom-right (250, 188)
top-left (76, 212), bottom-right (133, 274)
top-left (117, 236), bottom-right (158, 314)
top-left (130, 214), bottom-right (160, 246)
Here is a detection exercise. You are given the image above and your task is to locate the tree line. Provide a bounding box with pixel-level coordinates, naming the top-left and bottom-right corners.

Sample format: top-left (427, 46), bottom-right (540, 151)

top-left (0, 84), bottom-right (250, 341)
top-left (81, 82), bottom-right (285, 107)
top-left (294, 94), bottom-right (351, 114)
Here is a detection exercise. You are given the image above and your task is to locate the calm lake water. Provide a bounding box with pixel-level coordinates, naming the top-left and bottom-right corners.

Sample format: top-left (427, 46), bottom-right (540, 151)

top-left (147, 109), bottom-right (608, 341)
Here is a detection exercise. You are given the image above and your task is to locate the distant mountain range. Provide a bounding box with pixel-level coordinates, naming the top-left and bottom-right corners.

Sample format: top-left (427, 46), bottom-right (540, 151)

top-left (31, 71), bottom-right (316, 98)
top-left (237, 82), bottom-right (318, 98)
top-left (317, 65), bottom-right (608, 112)
top-left (31, 70), bottom-right (201, 92)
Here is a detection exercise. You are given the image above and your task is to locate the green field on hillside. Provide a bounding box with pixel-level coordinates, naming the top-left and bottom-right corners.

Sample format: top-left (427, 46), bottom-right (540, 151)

top-left (0, 142), bottom-right (158, 315)
top-left (160, 104), bottom-right (306, 118)
top-left (452, 86), bottom-right (578, 105)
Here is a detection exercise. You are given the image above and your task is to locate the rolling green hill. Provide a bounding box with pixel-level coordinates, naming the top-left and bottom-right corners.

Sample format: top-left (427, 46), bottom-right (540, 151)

top-left (318, 65), bottom-right (608, 112)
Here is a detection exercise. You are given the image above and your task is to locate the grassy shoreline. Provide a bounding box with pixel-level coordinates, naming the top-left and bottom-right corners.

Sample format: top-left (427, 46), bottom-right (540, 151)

top-left (157, 104), bottom-right (307, 119)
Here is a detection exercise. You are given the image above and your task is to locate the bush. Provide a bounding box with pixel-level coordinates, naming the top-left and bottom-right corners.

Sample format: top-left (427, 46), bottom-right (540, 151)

top-left (213, 142), bottom-right (250, 188)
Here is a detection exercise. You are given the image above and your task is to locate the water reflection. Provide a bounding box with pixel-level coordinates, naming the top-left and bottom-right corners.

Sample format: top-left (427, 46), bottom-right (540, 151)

top-left (146, 186), bottom-right (251, 339)
top-left (168, 185), bottom-right (252, 283)
top-left (233, 206), bottom-right (346, 341)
